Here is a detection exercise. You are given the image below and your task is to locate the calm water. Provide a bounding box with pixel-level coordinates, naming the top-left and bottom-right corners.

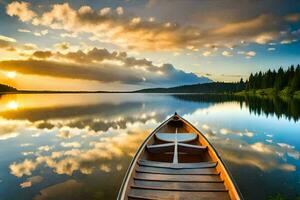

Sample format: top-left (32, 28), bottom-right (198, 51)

top-left (0, 93), bottom-right (299, 200)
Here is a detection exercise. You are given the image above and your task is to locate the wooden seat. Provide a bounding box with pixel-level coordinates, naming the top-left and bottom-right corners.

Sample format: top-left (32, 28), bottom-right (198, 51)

top-left (133, 180), bottom-right (226, 190)
top-left (147, 143), bottom-right (207, 154)
top-left (156, 133), bottom-right (197, 143)
top-left (136, 165), bottom-right (219, 175)
top-left (146, 143), bottom-right (174, 153)
top-left (138, 160), bottom-right (217, 169)
top-left (134, 172), bottom-right (222, 182)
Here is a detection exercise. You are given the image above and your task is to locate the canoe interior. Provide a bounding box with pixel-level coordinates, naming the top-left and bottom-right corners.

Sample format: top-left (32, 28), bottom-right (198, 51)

top-left (118, 114), bottom-right (242, 200)
top-left (144, 118), bottom-right (211, 163)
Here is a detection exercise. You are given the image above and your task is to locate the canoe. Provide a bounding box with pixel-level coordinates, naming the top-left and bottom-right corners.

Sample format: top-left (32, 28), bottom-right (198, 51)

top-left (118, 113), bottom-right (243, 200)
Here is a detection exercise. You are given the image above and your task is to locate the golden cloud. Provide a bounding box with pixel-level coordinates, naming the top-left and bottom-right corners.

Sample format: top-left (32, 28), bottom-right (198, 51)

top-left (6, 2), bottom-right (300, 51)
top-left (9, 159), bottom-right (38, 177)
top-left (6, 1), bottom-right (36, 22)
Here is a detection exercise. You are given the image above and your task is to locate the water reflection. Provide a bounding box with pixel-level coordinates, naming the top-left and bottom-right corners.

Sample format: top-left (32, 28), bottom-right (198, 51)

top-left (173, 94), bottom-right (300, 121)
top-left (0, 93), bottom-right (299, 200)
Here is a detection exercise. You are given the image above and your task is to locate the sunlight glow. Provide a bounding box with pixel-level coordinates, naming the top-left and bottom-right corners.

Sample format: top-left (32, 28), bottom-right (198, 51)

top-left (6, 101), bottom-right (19, 110)
top-left (6, 71), bottom-right (17, 79)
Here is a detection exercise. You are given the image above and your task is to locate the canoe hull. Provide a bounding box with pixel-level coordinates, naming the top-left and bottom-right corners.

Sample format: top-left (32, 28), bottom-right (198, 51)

top-left (118, 113), bottom-right (243, 200)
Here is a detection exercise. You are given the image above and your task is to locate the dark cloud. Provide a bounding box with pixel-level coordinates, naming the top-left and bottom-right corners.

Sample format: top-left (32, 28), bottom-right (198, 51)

top-left (32, 51), bottom-right (53, 59)
top-left (0, 59), bottom-right (142, 84)
top-left (0, 47), bottom-right (211, 86)
top-left (0, 35), bottom-right (16, 50)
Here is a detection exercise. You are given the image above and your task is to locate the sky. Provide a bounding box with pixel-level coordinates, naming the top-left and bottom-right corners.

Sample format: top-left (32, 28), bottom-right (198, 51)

top-left (0, 0), bottom-right (300, 91)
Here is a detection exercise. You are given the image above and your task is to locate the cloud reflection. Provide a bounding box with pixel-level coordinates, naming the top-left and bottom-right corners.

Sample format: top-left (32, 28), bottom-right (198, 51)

top-left (205, 131), bottom-right (299, 172)
top-left (9, 119), bottom-right (156, 177)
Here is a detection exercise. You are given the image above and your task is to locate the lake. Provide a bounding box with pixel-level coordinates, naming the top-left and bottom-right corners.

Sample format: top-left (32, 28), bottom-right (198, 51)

top-left (0, 93), bottom-right (299, 200)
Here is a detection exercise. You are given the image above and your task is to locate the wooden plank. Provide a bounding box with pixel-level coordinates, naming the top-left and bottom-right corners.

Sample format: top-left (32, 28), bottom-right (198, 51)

top-left (178, 143), bottom-right (207, 154)
top-left (131, 185), bottom-right (228, 192)
top-left (133, 180), bottom-right (226, 190)
top-left (128, 195), bottom-right (158, 200)
top-left (173, 128), bottom-right (178, 164)
top-left (147, 143), bottom-right (174, 153)
top-left (128, 188), bottom-right (230, 200)
top-left (135, 172), bottom-right (222, 182)
top-left (138, 160), bottom-right (217, 169)
top-left (136, 166), bottom-right (219, 175)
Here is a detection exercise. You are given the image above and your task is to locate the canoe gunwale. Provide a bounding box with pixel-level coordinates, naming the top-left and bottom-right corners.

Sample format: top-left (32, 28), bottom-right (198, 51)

top-left (117, 115), bottom-right (174, 200)
top-left (178, 115), bottom-right (244, 200)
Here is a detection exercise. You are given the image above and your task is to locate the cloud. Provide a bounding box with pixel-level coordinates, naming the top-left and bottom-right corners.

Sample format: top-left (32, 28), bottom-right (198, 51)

top-left (237, 50), bottom-right (256, 59)
top-left (54, 42), bottom-right (70, 50)
top-left (9, 159), bottom-right (37, 177)
top-left (0, 34), bottom-right (39, 53)
top-left (219, 128), bottom-right (254, 137)
top-left (61, 142), bottom-right (81, 148)
top-left (222, 50), bottom-right (232, 57)
top-left (0, 35), bottom-right (16, 43)
top-left (38, 145), bottom-right (53, 152)
top-left (0, 132), bottom-right (19, 140)
top-left (6, 1), bottom-right (36, 22)
top-left (20, 175), bottom-right (43, 188)
top-left (0, 48), bottom-right (211, 86)
top-left (9, 119), bottom-right (156, 177)
top-left (0, 120), bottom-right (28, 140)
top-left (20, 143), bottom-right (33, 147)
top-left (6, 2), bottom-right (300, 51)
top-left (268, 47), bottom-right (276, 51)
top-left (0, 35), bottom-right (17, 50)
top-left (280, 39), bottom-right (296, 44)
top-left (277, 143), bottom-right (294, 149)
top-left (57, 126), bottom-right (82, 139)
top-left (33, 29), bottom-right (48, 37)
top-left (60, 32), bottom-right (77, 38)
top-left (20, 181), bottom-right (32, 188)
top-left (202, 51), bottom-right (212, 57)
top-left (18, 28), bottom-right (31, 33)
top-left (23, 43), bottom-right (37, 50)
top-left (245, 51), bottom-right (256, 59)
top-left (210, 137), bottom-right (298, 171)
top-left (32, 51), bottom-right (53, 59)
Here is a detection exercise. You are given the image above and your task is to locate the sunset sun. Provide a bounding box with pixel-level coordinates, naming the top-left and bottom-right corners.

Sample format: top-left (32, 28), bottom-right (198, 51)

top-left (6, 101), bottom-right (19, 110)
top-left (5, 71), bottom-right (16, 79)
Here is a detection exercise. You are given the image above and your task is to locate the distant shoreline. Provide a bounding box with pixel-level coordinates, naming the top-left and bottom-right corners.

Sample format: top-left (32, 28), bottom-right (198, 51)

top-left (0, 91), bottom-right (225, 94)
top-left (0, 90), bottom-right (134, 94)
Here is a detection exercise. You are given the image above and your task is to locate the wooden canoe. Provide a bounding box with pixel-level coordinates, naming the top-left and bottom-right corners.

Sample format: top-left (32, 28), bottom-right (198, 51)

top-left (118, 113), bottom-right (243, 200)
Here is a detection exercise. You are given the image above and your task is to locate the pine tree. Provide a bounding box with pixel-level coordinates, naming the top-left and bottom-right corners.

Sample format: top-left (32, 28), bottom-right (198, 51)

top-left (287, 65), bottom-right (295, 86)
top-left (274, 67), bottom-right (284, 91)
top-left (291, 65), bottom-right (300, 92)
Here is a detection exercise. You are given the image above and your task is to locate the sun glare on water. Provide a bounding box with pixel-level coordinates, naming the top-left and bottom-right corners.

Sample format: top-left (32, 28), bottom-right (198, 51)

top-left (6, 101), bottom-right (19, 110)
top-left (6, 71), bottom-right (17, 79)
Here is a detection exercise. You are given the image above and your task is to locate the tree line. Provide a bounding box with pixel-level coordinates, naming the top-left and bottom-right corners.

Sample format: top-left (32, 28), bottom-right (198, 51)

top-left (137, 82), bottom-right (245, 93)
top-left (245, 64), bottom-right (300, 92)
top-left (0, 84), bottom-right (17, 92)
top-left (138, 64), bottom-right (300, 94)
